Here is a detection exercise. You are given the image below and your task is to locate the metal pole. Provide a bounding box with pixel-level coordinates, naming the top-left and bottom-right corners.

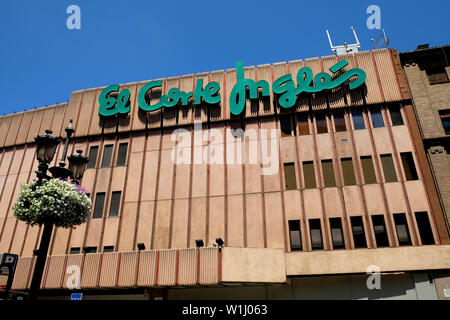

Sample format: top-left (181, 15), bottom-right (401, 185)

top-left (28, 222), bottom-right (53, 301)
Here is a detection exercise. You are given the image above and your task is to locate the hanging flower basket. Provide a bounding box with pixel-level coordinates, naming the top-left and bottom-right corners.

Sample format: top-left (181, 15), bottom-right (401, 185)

top-left (13, 178), bottom-right (91, 228)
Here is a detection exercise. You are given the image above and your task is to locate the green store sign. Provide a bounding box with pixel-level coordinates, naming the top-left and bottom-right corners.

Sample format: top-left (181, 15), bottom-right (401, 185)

top-left (98, 59), bottom-right (366, 117)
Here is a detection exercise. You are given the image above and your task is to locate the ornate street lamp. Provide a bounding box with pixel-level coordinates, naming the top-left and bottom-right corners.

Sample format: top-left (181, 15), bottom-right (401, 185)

top-left (28, 120), bottom-right (89, 301)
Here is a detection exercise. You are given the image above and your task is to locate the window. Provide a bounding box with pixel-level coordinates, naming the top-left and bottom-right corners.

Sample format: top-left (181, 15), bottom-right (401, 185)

top-left (370, 107), bottom-right (384, 128)
top-left (309, 219), bottom-right (323, 250)
top-left (341, 158), bottom-right (356, 186)
top-left (329, 218), bottom-right (345, 249)
top-left (84, 247), bottom-right (97, 253)
top-left (297, 113), bottom-right (310, 136)
top-left (284, 163), bottom-right (297, 190)
top-left (389, 105), bottom-right (404, 126)
top-left (333, 111), bottom-right (346, 132)
top-left (439, 110), bottom-right (450, 134)
top-left (70, 247), bottom-right (81, 255)
top-left (109, 191), bottom-right (122, 217)
top-left (303, 161), bottom-right (316, 189)
top-left (426, 67), bottom-right (449, 85)
top-left (87, 146), bottom-right (99, 169)
top-left (93, 192), bottom-right (106, 219)
top-left (351, 216), bottom-right (367, 248)
top-left (321, 160), bottom-right (336, 188)
top-left (116, 143), bottom-right (128, 166)
top-left (101, 144), bottom-right (114, 168)
top-left (394, 213), bottom-right (411, 246)
top-left (315, 113), bottom-right (328, 134)
top-left (352, 109), bottom-right (365, 130)
top-left (280, 115), bottom-right (294, 137)
top-left (380, 154), bottom-right (397, 182)
top-left (103, 246), bottom-right (114, 253)
top-left (360, 156), bottom-right (377, 184)
top-left (288, 220), bottom-right (302, 251)
top-left (400, 152), bottom-right (418, 181)
top-left (371, 215), bottom-right (389, 247)
top-left (415, 212), bottom-right (435, 245)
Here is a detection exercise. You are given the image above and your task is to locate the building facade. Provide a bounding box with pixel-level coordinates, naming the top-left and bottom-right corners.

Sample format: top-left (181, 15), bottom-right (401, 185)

top-left (0, 48), bottom-right (449, 300)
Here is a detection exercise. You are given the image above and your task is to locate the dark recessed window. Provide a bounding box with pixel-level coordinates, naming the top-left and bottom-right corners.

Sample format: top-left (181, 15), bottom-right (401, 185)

top-left (371, 215), bottom-right (389, 248)
top-left (394, 213), bottom-right (411, 246)
top-left (70, 247), bottom-right (81, 255)
top-left (109, 191), bottom-right (122, 217)
top-left (341, 158), bottom-right (356, 186)
top-left (315, 113), bottom-right (328, 134)
top-left (284, 163), bottom-right (297, 191)
top-left (361, 156), bottom-right (377, 184)
top-left (352, 109), bottom-right (366, 130)
top-left (439, 110), bottom-right (450, 134)
top-left (93, 192), bottom-right (106, 219)
top-left (321, 160), bottom-right (336, 188)
top-left (415, 212), bottom-right (435, 245)
top-left (101, 144), bottom-right (114, 168)
top-left (370, 107), bottom-right (385, 128)
top-left (87, 146), bottom-right (99, 169)
top-left (103, 246), bottom-right (114, 253)
top-left (400, 152), bottom-right (418, 181)
top-left (288, 220), bottom-right (302, 251)
top-left (329, 218), bottom-right (345, 249)
top-left (303, 161), bottom-right (316, 189)
top-left (280, 115), bottom-right (294, 137)
top-left (297, 113), bottom-right (310, 136)
top-left (389, 105), bottom-right (404, 126)
top-left (426, 67), bottom-right (449, 85)
top-left (309, 219), bottom-right (323, 250)
top-left (84, 247), bottom-right (97, 254)
top-left (333, 111), bottom-right (346, 132)
top-left (116, 143), bottom-right (128, 166)
top-left (351, 216), bottom-right (367, 249)
top-left (381, 154), bottom-right (398, 182)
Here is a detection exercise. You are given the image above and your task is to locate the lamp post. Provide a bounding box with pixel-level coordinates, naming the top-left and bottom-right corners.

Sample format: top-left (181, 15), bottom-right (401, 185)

top-left (28, 120), bottom-right (89, 301)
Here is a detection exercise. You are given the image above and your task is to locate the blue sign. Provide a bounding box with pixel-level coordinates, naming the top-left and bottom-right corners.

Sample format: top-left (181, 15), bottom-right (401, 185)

top-left (71, 293), bottom-right (83, 300)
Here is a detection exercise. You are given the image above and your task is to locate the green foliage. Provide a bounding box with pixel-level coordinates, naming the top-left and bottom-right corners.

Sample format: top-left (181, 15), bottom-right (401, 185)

top-left (13, 178), bottom-right (91, 228)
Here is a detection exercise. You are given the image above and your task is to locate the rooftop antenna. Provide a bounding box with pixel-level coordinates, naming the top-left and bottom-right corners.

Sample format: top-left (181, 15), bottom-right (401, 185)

top-left (371, 29), bottom-right (390, 49)
top-left (326, 26), bottom-right (361, 56)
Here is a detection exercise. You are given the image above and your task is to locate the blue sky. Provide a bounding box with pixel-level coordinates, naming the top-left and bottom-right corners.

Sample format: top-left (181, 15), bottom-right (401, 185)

top-left (1, 0), bottom-right (449, 115)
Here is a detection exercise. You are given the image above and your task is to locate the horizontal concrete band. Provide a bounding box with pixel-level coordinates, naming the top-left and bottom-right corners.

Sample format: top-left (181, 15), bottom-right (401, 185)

top-left (286, 245), bottom-right (450, 276)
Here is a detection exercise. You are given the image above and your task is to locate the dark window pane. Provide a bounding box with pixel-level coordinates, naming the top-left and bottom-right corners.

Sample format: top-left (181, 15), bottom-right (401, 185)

top-left (361, 156), bottom-right (377, 184)
top-left (426, 67), bottom-right (449, 85)
top-left (93, 193), bottom-right (106, 219)
top-left (394, 213), bottom-right (411, 246)
top-left (109, 191), bottom-right (121, 217)
top-left (87, 146), bottom-right (98, 169)
top-left (309, 219), bottom-right (323, 250)
top-left (84, 247), bottom-right (97, 253)
top-left (280, 115), bottom-right (292, 137)
top-left (101, 145), bottom-right (114, 168)
top-left (315, 113), bottom-right (328, 134)
top-left (284, 163), bottom-right (297, 190)
top-left (116, 143), bottom-right (128, 166)
top-left (370, 108), bottom-right (385, 128)
top-left (297, 113), bottom-right (310, 136)
top-left (389, 105), bottom-right (404, 126)
top-left (400, 152), bottom-right (418, 181)
top-left (439, 110), bottom-right (450, 134)
top-left (330, 218), bottom-right (345, 249)
top-left (381, 154), bottom-right (398, 182)
top-left (288, 220), bottom-right (302, 251)
top-left (415, 212), bottom-right (435, 245)
top-left (70, 247), bottom-right (81, 255)
top-left (351, 216), bottom-right (367, 248)
top-left (303, 161), bottom-right (316, 189)
top-left (321, 160), bottom-right (336, 188)
top-left (371, 215), bottom-right (389, 247)
top-left (352, 109), bottom-right (365, 130)
top-left (103, 246), bottom-right (114, 253)
top-left (341, 158), bottom-right (356, 186)
top-left (334, 111), bottom-right (346, 132)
